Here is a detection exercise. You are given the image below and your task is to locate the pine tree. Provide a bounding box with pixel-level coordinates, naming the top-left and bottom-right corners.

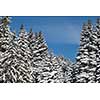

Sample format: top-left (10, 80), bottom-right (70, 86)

top-left (0, 17), bottom-right (17, 82)
top-left (0, 16), bottom-right (12, 52)
top-left (27, 31), bottom-right (49, 82)
top-left (0, 20), bottom-right (34, 83)
top-left (88, 21), bottom-right (98, 82)
top-left (59, 56), bottom-right (74, 83)
top-left (0, 32), bottom-right (20, 82)
top-left (42, 51), bottom-right (61, 83)
top-left (40, 51), bottom-right (65, 83)
top-left (76, 22), bottom-right (90, 82)
top-left (33, 31), bottom-right (48, 56)
top-left (13, 24), bottom-right (34, 82)
top-left (27, 28), bottom-right (38, 82)
top-left (35, 51), bottom-right (63, 83)
top-left (76, 20), bottom-right (97, 83)
top-left (95, 18), bottom-right (100, 82)
top-left (27, 28), bottom-right (35, 66)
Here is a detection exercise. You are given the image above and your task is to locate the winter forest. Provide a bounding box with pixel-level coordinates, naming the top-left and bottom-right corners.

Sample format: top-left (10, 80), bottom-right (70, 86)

top-left (0, 16), bottom-right (100, 83)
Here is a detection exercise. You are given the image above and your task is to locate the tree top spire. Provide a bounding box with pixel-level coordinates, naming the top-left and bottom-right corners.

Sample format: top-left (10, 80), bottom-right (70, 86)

top-left (20, 24), bottom-right (24, 30)
top-left (29, 28), bottom-right (33, 33)
top-left (87, 19), bottom-right (92, 25)
top-left (87, 19), bottom-right (93, 29)
top-left (82, 23), bottom-right (87, 30)
top-left (20, 24), bottom-right (26, 33)
top-left (97, 18), bottom-right (100, 24)
top-left (1, 16), bottom-right (10, 26)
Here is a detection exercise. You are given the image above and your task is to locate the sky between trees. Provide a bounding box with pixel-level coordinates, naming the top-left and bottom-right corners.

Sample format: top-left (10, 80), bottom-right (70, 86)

top-left (9, 16), bottom-right (100, 61)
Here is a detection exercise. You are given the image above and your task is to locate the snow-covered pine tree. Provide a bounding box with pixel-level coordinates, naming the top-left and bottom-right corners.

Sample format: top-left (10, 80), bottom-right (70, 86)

top-left (0, 20), bottom-right (34, 83)
top-left (46, 54), bottom-right (73, 83)
top-left (87, 20), bottom-right (98, 82)
top-left (59, 56), bottom-right (74, 83)
top-left (76, 22), bottom-right (90, 83)
top-left (27, 28), bottom-right (35, 47)
top-left (14, 24), bottom-right (34, 82)
top-left (0, 31), bottom-right (19, 82)
top-left (33, 31), bottom-right (48, 57)
top-left (0, 16), bottom-right (11, 52)
top-left (30, 31), bottom-right (48, 69)
top-left (0, 16), bottom-right (17, 82)
top-left (95, 18), bottom-right (100, 82)
top-left (76, 20), bottom-right (97, 83)
top-left (35, 50), bottom-right (63, 83)
top-left (71, 63), bottom-right (79, 83)
top-left (27, 30), bottom-right (49, 82)
top-left (27, 28), bottom-right (39, 82)
top-left (38, 51), bottom-right (66, 83)
top-left (40, 51), bottom-right (62, 83)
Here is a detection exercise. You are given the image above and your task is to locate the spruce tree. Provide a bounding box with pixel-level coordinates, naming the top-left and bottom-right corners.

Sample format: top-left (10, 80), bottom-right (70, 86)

top-left (0, 16), bottom-right (12, 52)
top-left (95, 18), bottom-right (100, 82)
top-left (87, 20), bottom-right (97, 82)
top-left (59, 56), bottom-right (73, 83)
top-left (0, 17), bottom-right (17, 82)
top-left (33, 31), bottom-right (48, 56)
top-left (39, 51), bottom-right (65, 83)
top-left (35, 51), bottom-right (61, 83)
top-left (14, 24), bottom-right (34, 82)
top-left (27, 31), bottom-right (49, 82)
top-left (76, 20), bottom-right (97, 83)
top-left (76, 22), bottom-right (90, 82)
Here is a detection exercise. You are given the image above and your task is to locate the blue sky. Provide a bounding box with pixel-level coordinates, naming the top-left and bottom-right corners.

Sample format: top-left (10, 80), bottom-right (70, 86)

top-left (9, 16), bottom-right (99, 62)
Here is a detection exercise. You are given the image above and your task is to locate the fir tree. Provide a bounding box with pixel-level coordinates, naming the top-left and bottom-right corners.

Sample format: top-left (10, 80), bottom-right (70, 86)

top-left (76, 20), bottom-right (97, 83)
top-left (59, 56), bottom-right (74, 83)
top-left (95, 18), bottom-right (100, 82)
top-left (39, 51), bottom-right (65, 83)
top-left (27, 31), bottom-right (49, 82)
top-left (14, 24), bottom-right (34, 82)
top-left (0, 16), bottom-right (12, 52)
top-left (0, 17), bottom-right (18, 82)
top-left (33, 31), bottom-right (48, 56)
top-left (34, 51), bottom-right (61, 83)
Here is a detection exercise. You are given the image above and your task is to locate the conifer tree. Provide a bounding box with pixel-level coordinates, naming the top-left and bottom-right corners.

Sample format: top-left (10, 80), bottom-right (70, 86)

top-left (0, 17), bottom-right (17, 82)
top-left (0, 16), bottom-right (12, 52)
top-left (35, 51), bottom-right (63, 83)
top-left (76, 22), bottom-right (90, 82)
top-left (27, 30), bottom-right (49, 82)
top-left (0, 19), bottom-right (34, 82)
top-left (59, 56), bottom-right (74, 83)
top-left (38, 51), bottom-right (65, 83)
top-left (13, 24), bottom-right (34, 82)
top-left (33, 31), bottom-right (48, 56)
top-left (87, 20), bottom-right (97, 82)
top-left (95, 18), bottom-right (100, 82)
top-left (76, 20), bottom-right (97, 83)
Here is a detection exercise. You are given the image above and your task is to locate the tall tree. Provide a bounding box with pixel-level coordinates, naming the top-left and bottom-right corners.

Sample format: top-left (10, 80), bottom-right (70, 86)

top-left (0, 17), bottom-right (18, 82)
top-left (87, 20), bottom-right (97, 82)
top-left (95, 18), bottom-right (100, 82)
top-left (27, 31), bottom-right (49, 82)
top-left (76, 20), bottom-right (97, 83)
top-left (59, 56), bottom-right (74, 83)
top-left (13, 24), bottom-right (34, 82)
top-left (0, 16), bottom-right (12, 52)
top-left (35, 51), bottom-right (64, 83)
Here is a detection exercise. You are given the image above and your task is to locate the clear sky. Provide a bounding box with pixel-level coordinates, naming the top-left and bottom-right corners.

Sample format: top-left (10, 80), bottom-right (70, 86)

top-left (9, 16), bottom-right (99, 62)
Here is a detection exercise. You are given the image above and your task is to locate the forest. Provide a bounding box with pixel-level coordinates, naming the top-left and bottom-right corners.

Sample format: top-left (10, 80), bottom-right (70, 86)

top-left (0, 16), bottom-right (100, 83)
